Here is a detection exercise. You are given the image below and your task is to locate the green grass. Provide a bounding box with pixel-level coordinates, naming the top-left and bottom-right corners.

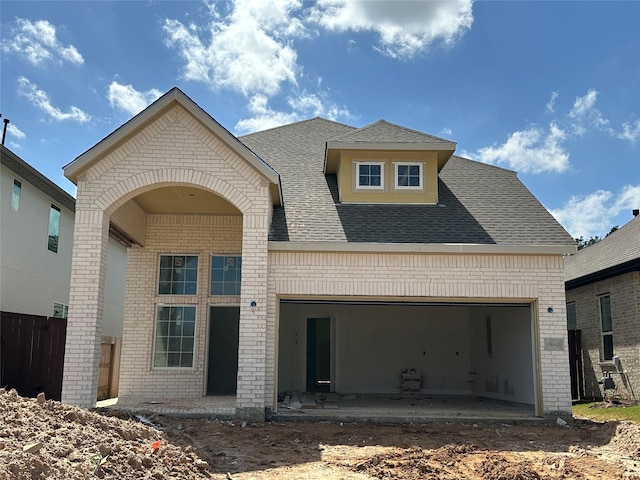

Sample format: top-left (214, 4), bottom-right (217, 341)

top-left (573, 401), bottom-right (640, 423)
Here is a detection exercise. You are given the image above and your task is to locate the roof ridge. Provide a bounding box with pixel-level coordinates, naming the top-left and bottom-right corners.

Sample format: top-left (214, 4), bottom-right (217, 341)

top-left (239, 117), bottom-right (355, 139)
top-left (328, 118), bottom-right (455, 143)
top-left (449, 155), bottom-right (518, 175)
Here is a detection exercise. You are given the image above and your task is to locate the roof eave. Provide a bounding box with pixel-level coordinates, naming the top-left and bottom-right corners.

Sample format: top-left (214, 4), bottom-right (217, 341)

top-left (268, 241), bottom-right (576, 256)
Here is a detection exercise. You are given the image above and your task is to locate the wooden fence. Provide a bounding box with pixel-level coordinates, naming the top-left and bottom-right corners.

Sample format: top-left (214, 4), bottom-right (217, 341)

top-left (0, 311), bottom-right (121, 401)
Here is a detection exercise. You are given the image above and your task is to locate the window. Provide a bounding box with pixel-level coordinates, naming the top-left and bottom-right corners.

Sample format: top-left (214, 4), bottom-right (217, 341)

top-left (153, 305), bottom-right (195, 368)
top-left (600, 295), bottom-right (613, 361)
top-left (11, 179), bottom-right (21, 211)
top-left (395, 163), bottom-right (422, 189)
top-left (158, 255), bottom-right (198, 295)
top-left (210, 255), bottom-right (242, 295)
top-left (52, 302), bottom-right (68, 318)
top-left (566, 302), bottom-right (577, 330)
top-left (47, 204), bottom-right (61, 253)
top-left (356, 162), bottom-right (384, 189)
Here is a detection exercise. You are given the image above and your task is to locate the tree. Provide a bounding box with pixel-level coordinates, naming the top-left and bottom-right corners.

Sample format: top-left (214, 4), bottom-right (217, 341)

top-left (574, 226), bottom-right (618, 250)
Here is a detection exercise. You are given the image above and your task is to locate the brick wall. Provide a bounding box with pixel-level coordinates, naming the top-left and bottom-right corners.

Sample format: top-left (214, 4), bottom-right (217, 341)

top-left (63, 104), bottom-right (271, 413)
top-left (119, 214), bottom-right (242, 398)
top-left (566, 271), bottom-right (640, 400)
top-left (267, 251), bottom-right (572, 416)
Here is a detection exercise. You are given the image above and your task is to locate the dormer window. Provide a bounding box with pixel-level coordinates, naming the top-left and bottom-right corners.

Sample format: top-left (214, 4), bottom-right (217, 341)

top-left (395, 163), bottom-right (422, 189)
top-left (356, 162), bottom-right (384, 189)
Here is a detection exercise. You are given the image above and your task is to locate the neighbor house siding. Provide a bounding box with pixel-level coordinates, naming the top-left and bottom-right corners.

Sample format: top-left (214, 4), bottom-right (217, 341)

top-left (267, 251), bottom-right (571, 415)
top-left (565, 271), bottom-right (640, 400)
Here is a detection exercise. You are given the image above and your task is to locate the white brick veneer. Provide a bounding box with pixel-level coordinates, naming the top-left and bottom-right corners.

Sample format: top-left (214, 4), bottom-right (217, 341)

top-left (62, 104), bottom-right (271, 415)
top-left (267, 251), bottom-right (572, 416)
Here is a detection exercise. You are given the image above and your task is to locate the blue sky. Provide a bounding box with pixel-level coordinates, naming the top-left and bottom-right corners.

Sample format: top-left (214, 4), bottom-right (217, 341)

top-left (1, 0), bottom-right (639, 240)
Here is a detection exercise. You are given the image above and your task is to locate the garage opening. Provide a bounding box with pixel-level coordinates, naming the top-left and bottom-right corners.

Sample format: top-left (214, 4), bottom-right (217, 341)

top-left (276, 300), bottom-right (538, 419)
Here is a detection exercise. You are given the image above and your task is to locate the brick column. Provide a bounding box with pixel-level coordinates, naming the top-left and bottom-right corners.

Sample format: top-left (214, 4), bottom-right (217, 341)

top-left (236, 212), bottom-right (269, 420)
top-left (61, 206), bottom-right (109, 408)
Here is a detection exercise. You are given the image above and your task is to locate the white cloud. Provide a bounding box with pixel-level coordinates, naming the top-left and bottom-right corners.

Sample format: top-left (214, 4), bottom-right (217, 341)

top-left (17, 77), bottom-right (90, 123)
top-left (475, 122), bottom-right (569, 174)
top-left (107, 82), bottom-right (163, 116)
top-left (6, 123), bottom-right (26, 140)
top-left (235, 92), bottom-right (351, 133)
top-left (440, 127), bottom-right (453, 137)
top-left (309, 0), bottom-right (474, 59)
top-left (545, 91), bottom-right (558, 113)
top-left (550, 185), bottom-right (640, 239)
top-left (163, 0), bottom-right (303, 96)
top-left (1, 18), bottom-right (83, 66)
top-left (617, 119), bottom-right (640, 144)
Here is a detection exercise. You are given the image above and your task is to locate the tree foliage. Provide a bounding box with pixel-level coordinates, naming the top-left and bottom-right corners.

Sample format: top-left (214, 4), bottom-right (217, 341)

top-left (575, 226), bottom-right (619, 250)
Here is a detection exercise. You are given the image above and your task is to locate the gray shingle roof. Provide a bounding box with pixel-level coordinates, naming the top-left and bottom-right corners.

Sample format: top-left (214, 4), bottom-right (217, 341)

top-left (328, 119), bottom-right (454, 145)
top-left (240, 118), bottom-right (575, 246)
top-left (564, 215), bottom-right (640, 282)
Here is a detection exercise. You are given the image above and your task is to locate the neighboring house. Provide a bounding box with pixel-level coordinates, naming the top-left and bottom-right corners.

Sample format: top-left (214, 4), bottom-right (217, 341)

top-left (1, 145), bottom-right (127, 400)
top-left (564, 213), bottom-right (640, 401)
top-left (0, 145), bottom-right (126, 336)
top-left (60, 88), bottom-right (576, 421)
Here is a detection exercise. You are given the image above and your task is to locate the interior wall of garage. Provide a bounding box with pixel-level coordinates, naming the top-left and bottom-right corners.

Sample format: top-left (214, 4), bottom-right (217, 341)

top-left (278, 302), bottom-right (534, 405)
top-left (468, 306), bottom-right (534, 405)
top-left (278, 303), bottom-right (534, 404)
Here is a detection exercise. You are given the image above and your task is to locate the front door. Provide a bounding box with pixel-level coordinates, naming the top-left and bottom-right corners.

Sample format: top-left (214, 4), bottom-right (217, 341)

top-left (207, 306), bottom-right (239, 394)
top-left (306, 317), bottom-right (331, 392)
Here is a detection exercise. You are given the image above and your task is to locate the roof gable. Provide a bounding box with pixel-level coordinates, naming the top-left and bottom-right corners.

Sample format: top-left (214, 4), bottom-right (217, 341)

top-left (324, 120), bottom-right (456, 174)
top-left (63, 87), bottom-right (282, 204)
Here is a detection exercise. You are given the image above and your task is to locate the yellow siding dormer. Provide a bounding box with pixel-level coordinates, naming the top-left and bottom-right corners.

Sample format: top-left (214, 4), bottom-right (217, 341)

top-left (324, 120), bottom-right (456, 205)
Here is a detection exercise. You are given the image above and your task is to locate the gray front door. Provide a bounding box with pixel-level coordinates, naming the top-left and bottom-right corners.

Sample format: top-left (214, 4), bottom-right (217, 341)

top-left (207, 306), bottom-right (239, 394)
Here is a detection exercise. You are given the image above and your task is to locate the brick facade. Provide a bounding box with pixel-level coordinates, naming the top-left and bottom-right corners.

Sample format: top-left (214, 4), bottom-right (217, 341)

top-left (267, 251), bottom-right (572, 416)
top-left (63, 96), bottom-right (572, 420)
top-left (62, 105), bottom-right (271, 418)
top-left (565, 271), bottom-right (640, 400)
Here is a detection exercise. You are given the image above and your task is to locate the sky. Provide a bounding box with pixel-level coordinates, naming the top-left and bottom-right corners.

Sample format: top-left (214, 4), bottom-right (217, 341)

top-left (1, 0), bottom-right (639, 240)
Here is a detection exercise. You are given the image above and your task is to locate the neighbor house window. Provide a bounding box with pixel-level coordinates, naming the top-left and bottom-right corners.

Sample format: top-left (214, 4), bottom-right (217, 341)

top-left (566, 302), bottom-right (577, 330)
top-left (11, 179), bottom-right (21, 211)
top-left (210, 255), bottom-right (242, 295)
top-left (158, 255), bottom-right (198, 295)
top-left (47, 204), bottom-right (61, 253)
top-left (395, 163), bottom-right (422, 189)
top-left (599, 295), bottom-right (613, 361)
top-left (153, 305), bottom-right (195, 368)
top-left (356, 162), bottom-right (384, 189)
top-left (52, 302), bottom-right (68, 318)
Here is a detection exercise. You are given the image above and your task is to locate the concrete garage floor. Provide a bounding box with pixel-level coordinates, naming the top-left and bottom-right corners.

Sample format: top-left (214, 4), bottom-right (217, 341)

top-left (96, 394), bottom-right (540, 424)
top-left (273, 393), bottom-right (540, 424)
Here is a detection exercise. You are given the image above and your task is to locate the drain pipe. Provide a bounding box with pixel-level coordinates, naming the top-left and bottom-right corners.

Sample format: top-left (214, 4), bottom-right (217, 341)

top-left (1, 116), bottom-right (9, 145)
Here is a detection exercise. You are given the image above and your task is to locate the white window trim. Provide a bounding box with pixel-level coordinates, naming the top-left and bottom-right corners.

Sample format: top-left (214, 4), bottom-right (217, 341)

top-left (11, 178), bottom-right (21, 212)
top-left (52, 302), bottom-right (68, 318)
top-left (157, 254), bottom-right (200, 296)
top-left (209, 254), bottom-right (242, 297)
top-left (152, 304), bottom-right (197, 370)
top-left (355, 161), bottom-right (385, 190)
top-left (599, 294), bottom-right (613, 361)
top-left (394, 162), bottom-right (423, 190)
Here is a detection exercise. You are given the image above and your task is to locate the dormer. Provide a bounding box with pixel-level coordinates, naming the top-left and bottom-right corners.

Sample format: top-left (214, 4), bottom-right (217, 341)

top-left (323, 120), bottom-right (456, 204)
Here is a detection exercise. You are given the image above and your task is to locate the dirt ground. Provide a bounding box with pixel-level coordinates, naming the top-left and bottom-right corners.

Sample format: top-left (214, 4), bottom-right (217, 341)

top-left (1, 388), bottom-right (640, 480)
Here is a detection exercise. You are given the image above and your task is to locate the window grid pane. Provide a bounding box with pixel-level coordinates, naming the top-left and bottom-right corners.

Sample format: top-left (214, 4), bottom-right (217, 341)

top-left (158, 255), bottom-right (199, 295)
top-left (599, 295), bottom-right (613, 361)
top-left (397, 164), bottom-right (421, 187)
top-left (358, 164), bottom-right (382, 187)
top-left (566, 303), bottom-right (577, 330)
top-left (210, 256), bottom-right (242, 296)
top-left (153, 306), bottom-right (195, 368)
top-left (48, 204), bottom-right (61, 253)
top-left (11, 179), bottom-right (21, 211)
